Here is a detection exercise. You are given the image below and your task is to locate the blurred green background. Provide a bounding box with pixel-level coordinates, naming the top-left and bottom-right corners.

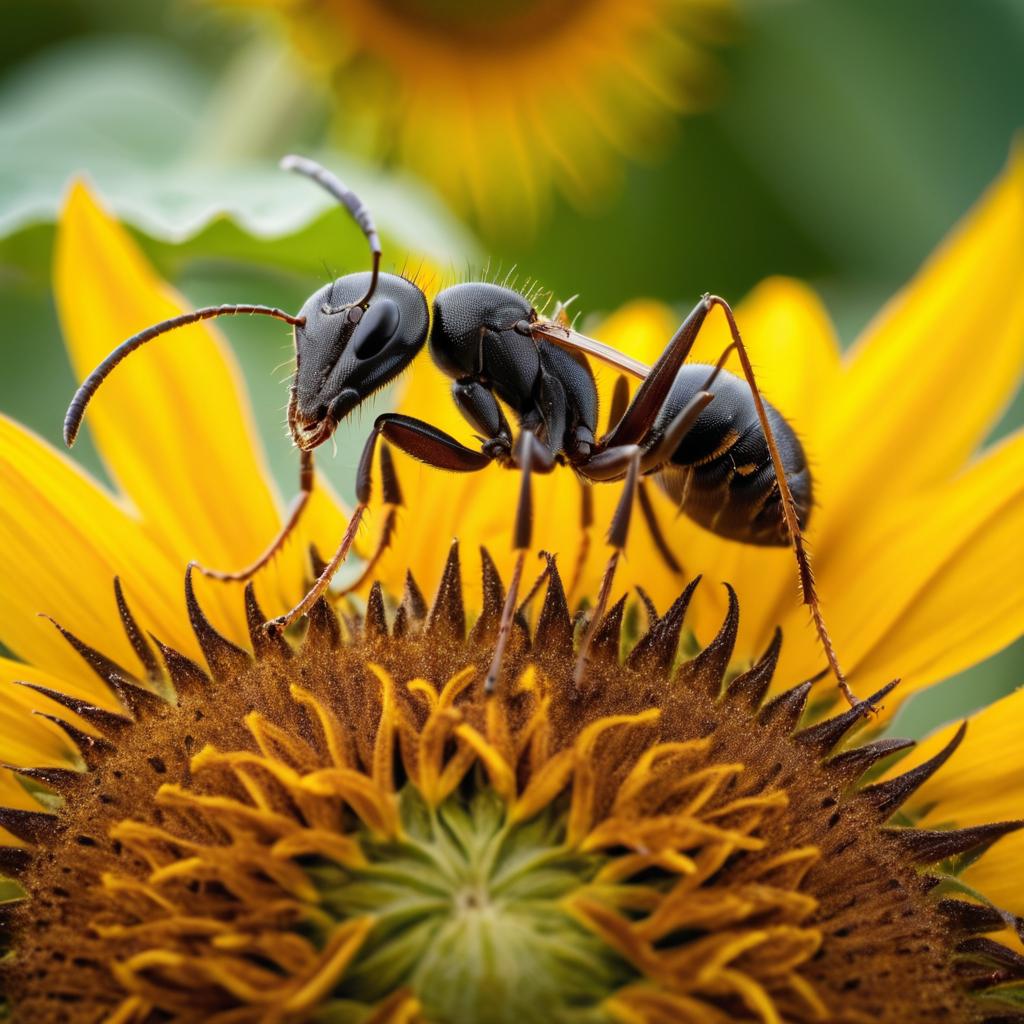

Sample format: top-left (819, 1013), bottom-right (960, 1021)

top-left (1, 0), bottom-right (1021, 738)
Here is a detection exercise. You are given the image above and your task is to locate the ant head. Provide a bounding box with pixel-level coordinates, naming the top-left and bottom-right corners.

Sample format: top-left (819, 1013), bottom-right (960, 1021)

top-left (289, 272), bottom-right (429, 451)
top-left (62, 157), bottom-right (430, 456)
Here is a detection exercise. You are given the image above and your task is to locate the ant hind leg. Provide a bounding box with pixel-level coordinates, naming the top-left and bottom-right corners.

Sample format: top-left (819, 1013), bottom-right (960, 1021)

top-left (703, 295), bottom-right (859, 711)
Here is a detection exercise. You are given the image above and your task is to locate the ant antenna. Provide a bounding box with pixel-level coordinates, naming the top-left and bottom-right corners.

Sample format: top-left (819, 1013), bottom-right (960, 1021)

top-left (64, 304), bottom-right (305, 447)
top-left (280, 155), bottom-right (382, 309)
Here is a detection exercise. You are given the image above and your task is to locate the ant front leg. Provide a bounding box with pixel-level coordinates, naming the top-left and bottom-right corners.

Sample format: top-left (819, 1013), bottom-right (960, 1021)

top-left (452, 378), bottom-right (514, 461)
top-left (196, 448), bottom-right (315, 582)
top-left (330, 444), bottom-right (403, 599)
top-left (336, 380), bottom-right (511, 600)
top-left (265, 415), bottom-right (492, 635)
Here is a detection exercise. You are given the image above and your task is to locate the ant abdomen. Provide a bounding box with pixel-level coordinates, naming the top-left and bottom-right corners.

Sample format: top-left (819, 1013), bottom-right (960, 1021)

top-left (653, 364), bottom-right (812, 546)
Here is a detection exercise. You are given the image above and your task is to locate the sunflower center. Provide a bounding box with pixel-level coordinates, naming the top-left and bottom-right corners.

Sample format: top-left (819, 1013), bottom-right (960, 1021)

top-left (2, 551), bottom-right (1021, 1023)
top-left (374, 0), bottom-right (585, 43)
top-left (311, 787), bottom-right (628, 1022)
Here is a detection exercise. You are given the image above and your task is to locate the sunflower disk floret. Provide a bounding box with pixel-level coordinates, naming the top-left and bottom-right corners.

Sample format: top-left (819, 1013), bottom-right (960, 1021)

top-left (1, 550), bottom-right (1023, 1024)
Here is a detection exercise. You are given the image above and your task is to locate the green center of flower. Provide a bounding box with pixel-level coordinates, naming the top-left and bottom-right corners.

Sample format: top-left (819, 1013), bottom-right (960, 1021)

top-left (309, 785), bottom-right (629, 1023)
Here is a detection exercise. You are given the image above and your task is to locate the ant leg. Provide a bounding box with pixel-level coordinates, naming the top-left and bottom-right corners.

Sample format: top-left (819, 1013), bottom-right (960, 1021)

top-left (574, 445), bottom-right (643, 688)
top-left (638, 391), bottom-right (716, 474)
top-left (567, 373), bottom-right (629, 601)
top-left (703, 295), bottom-right (855, 709)
top-left (567, 482), bottom-right (594, 603)
top-left (332, 444), bottom-right (403, 598)
top-left (485, 432), bottom-right (554, 694)
top-left (197, 448), bottom-right (315, 582)
top-left (608, 374), bottom-right (631, 431)
top-left (602, 296), bottom-right (712, 448)
top-left (606, 378), bottom-right (718, 579)
top-left (451, 378), bottom-right (513, 459)
top-left (517, 552), bottom-right (556, 616)
top-left (637, 482), bottom-right (684, 576)
top-left (266, 415), bottom-right (491, 635)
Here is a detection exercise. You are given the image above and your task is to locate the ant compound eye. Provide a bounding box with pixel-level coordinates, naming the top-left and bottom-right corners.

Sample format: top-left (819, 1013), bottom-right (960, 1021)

top-left (353, 299), bottom-right (401, 360)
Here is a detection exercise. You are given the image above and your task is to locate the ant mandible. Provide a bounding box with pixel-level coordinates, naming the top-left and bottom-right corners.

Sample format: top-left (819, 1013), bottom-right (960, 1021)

top-left (65, 155), bottom-right (858, 708)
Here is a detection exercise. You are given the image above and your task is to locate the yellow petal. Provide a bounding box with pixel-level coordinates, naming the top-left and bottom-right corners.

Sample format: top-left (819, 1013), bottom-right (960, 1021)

top-left (0, 415), bottom-right (203, 689)
top-left (960, 830), bottom-right (1024, 917)
top-left (885, 687), bottom-right (1024, 914)
top-left (0, 657), bottom-right (114, 743)
top-left (54, 182), bottom-right (331, 634)
top-left (895, 688), bottom-right (1024, 828)
top-left (816, 146), bottom-right (1024, 548)
top-left (0, 680), bottom-right (87, 772)
top-left (776, 430), bottom-right (1024, 705)
top-left (0, 767), bottom-right (48, 849)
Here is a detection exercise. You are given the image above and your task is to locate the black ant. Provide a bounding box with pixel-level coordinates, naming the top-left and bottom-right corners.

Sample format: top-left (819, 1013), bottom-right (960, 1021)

top-left (65, 155), bottom-right (859, 708)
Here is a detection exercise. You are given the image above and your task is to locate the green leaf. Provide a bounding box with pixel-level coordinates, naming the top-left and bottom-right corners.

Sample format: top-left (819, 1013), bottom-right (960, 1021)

top-left (0, 36), bottom-right (474, 261)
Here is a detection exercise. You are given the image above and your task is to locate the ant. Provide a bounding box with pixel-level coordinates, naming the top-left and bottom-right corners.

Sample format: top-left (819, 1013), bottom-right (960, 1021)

top-left (65, 155), bottom-right (859, 708)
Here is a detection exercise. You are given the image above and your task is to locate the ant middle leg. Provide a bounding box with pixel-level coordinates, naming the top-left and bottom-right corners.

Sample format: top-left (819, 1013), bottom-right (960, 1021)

top-left (567, 481), bottom-right (594, 603)
top-left (485, 431), bottom-right (554, 694)
top-left (573, 444), bottom-right (643, 688)
top-left (570, 385), bottom-right (719, 682)
top-left (637, 482), bottom-right (684, 576)
top-left (630, 355), bottom-right (735, 579)
top-left (196, 447), bottom-right (315, 582)
top-left (265, 414), bottom-right (492, 634)
top-left (567, 374), bottom-right (630, 602)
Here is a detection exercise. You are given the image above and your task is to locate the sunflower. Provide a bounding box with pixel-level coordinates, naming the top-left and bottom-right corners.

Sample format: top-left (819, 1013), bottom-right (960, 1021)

top-left (0, 164), bottom-right (1023, 1022)
top-left (207, 0), bottom-right (733, 233)
top-left (369, 146), bottom-right (1024, 725)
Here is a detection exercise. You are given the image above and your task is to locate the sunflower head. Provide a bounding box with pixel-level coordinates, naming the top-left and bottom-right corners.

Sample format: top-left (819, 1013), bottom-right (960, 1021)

top-left (2, 548), bottom-right (1023, 1023)
top-left (207, 0), bottom-right (734, 233)
top-left (2, 144), bottom-right (1024, 1024)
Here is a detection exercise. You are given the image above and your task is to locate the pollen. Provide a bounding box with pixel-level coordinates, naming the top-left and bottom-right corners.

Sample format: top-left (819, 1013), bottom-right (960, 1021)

top-left (1, 548), bottom-right (1021, 1023)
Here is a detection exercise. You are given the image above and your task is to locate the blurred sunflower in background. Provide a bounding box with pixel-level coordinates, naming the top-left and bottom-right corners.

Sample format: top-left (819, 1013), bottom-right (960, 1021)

top-left (0, 149), bottom-right (1022, 1021)
top-left (208, 0), bottom-right (733, 234)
